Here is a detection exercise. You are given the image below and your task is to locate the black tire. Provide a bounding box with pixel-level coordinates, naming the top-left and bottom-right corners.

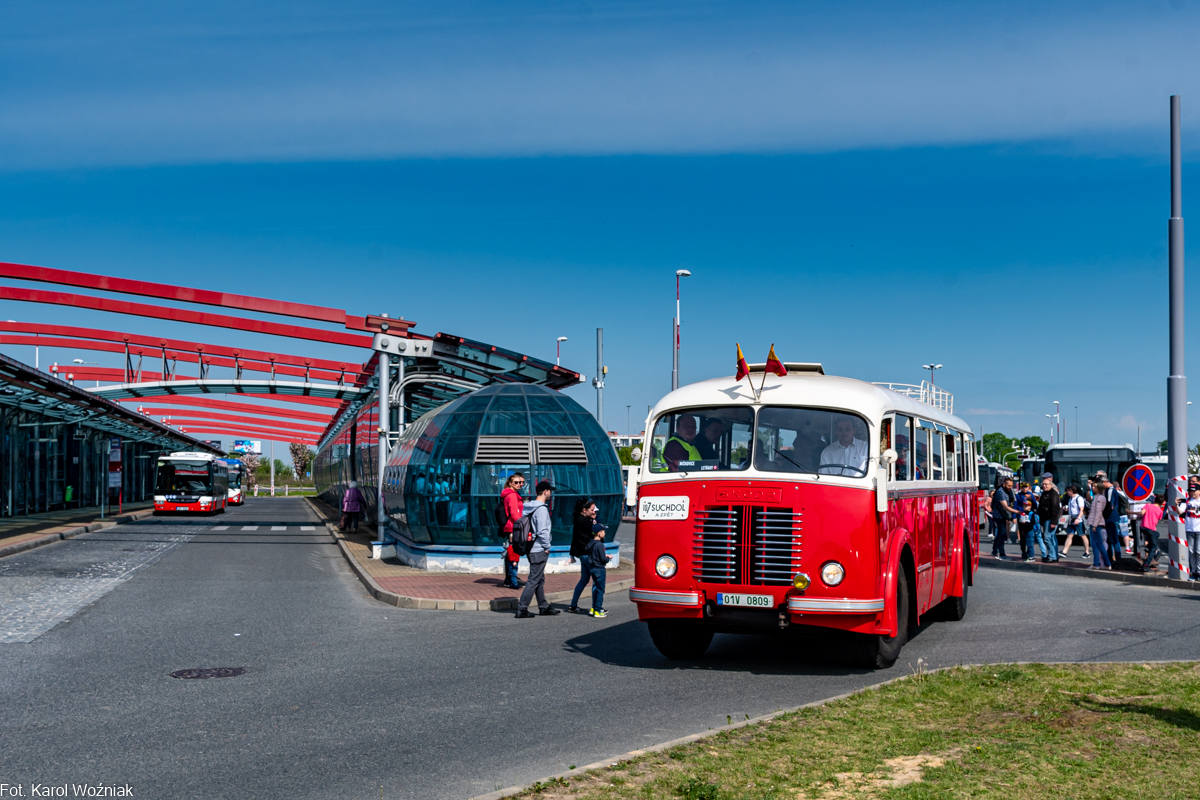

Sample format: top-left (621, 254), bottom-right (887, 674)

top-left (647, 619), bottom-right (714, 660)
top-left (853, 566), bottom-right (909, 669)
top-left (940, 536), bottom-right (970, 622)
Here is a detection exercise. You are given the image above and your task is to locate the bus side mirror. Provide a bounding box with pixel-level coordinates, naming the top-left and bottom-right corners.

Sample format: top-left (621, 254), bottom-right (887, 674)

top-left (881, 448), bottom-right (898, 466)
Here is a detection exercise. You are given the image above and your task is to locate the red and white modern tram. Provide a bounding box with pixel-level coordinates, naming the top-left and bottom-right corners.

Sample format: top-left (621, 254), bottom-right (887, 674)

top-left (153, 452), bottom-right (230, 515)
top-left (630, 363), bottom-right (978, 669)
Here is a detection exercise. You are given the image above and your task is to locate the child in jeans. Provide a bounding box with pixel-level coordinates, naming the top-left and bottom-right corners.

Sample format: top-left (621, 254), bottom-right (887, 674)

top-left (586, 525), bottom-right (612, 618)
top-left (1018, 500), bottom-right (1040, 562)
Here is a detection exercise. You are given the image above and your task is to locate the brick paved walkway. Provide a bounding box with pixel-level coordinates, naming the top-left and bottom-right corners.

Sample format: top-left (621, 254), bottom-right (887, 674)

top-left (308, 497), bottom-right (633, 607)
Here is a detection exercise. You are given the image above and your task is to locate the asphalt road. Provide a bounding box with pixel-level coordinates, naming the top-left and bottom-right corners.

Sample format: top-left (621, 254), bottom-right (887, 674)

top-left (1, 498), bottom-right (1198, 800)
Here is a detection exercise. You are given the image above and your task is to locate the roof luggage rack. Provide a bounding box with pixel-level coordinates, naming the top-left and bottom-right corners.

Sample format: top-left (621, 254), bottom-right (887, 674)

top-left (873, 380), bottom-right (954, 413)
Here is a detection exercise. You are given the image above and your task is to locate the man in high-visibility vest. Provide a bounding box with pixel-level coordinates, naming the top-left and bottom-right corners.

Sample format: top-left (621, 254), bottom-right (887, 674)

top-left (662, 414), bottom-right (702, 472)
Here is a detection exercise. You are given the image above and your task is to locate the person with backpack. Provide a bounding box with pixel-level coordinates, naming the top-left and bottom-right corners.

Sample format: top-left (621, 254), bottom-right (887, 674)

top-left (495, 473), bottom-right (526, 589)
top-left (584, 522), bottom-right (612, 618)
top-left (568, 497), bottom-right (604, 614)
top-left (515, 480), bottom-right (560, 618)
top-left (1098, 473), bottom-right (1126, 567)
top-left (1060, 485), bottom-right (1091, 560)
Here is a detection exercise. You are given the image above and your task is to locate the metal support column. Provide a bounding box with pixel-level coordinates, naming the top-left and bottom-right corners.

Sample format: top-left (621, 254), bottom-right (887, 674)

top-left (1168, 95), bottom-right (1189, 580)
top-left (593, 328), bottom-right (605, 427)
top-left (376, 348), bottom-right (390, 538)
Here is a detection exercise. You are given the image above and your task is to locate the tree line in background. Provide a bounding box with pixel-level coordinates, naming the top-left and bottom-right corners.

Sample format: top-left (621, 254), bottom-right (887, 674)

top-left (980, 433), bottom-right (1048, 470)
top-left (224, 443), bottom-right (316, 490)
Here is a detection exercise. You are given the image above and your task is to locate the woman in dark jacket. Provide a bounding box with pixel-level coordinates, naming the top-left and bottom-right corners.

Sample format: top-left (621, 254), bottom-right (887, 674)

top-left (568, 497), bottom-right (602, 614)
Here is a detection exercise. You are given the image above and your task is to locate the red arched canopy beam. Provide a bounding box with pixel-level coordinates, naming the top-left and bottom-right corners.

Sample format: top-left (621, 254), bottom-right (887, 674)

top-left (0, 260), bottom-right (414, 334)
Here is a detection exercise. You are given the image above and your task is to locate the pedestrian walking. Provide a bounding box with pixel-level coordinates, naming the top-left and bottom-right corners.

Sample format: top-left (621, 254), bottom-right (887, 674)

top-left (498, 473), bottom-right (526, 589)
top-left (1086, 478), bottom-right (1110, 569)
top-left (515, 480), bottom-right (560, 618)
top-left (1060, 485), bottom-right (1091, 560)
top-left (1098, 473), bottom-right (1124, 565)
top-left (568, 497), bottom-right (603, 613)
top-left (1138, 494), bottom-right (1164, 572)
top-left (341, 480), bottom-right (365, 532)
top-left (585, 523), bottom-right (612, 618)
top-left (1186, 486), bottom-right (1200, 580)
top-left (991, 477), bottom-right (1018, 559)
top-left (1036, 474), bottom-right (1061, 562)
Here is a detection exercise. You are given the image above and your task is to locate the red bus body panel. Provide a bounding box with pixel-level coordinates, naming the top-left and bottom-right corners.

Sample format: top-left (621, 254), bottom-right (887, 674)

top-left (634, 479), bottom-right (977, 636)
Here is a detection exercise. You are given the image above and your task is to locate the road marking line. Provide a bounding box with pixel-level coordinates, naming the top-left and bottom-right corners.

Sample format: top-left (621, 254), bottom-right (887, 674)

top-left (213, 526), bottom-right (229, 530)
top-left (301, 526), bottom-right (315, 531)
top-left (271, 526), bottom-right (286, 531)
top-left (242, 526), bottom-right (258, 531)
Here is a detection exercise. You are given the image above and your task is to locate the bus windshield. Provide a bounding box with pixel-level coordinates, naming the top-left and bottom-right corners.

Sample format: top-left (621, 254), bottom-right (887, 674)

top-left (649, 407), bottom-right (755, 473)
top-left (755, 407), bottom-right (872, 477)
top-left (227, 467), bottom-right (243, 488)
top-left (157, 460), bottom-right (213, 495)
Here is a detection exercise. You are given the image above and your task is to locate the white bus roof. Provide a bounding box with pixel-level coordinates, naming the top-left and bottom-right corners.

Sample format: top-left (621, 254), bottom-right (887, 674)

top-left (650, 370), bottom-right (973, 433)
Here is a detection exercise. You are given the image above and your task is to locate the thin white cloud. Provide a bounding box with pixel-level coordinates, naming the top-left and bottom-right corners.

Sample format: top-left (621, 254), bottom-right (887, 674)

top-left (0, 1), bottom-right (1198, 168)
top-left (964, 409), bottom-right (1032, 416)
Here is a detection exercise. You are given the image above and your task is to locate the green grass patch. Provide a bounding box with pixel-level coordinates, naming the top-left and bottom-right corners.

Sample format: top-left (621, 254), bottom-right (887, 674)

top-left (517, 663), bottom-right (1200, 800)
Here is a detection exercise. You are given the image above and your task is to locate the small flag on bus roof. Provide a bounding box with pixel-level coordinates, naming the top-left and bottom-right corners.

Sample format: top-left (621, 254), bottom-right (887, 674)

top-left (735, 343), bottom-right (750, 381)
top-left (764, 344), bottom-right (787, 377)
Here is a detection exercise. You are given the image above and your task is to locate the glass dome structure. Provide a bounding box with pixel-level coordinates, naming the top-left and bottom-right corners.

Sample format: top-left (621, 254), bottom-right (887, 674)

top-left (380, 384), bottom-right (623, 548)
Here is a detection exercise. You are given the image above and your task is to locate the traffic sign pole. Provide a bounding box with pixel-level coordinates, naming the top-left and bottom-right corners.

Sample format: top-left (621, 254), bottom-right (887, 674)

top-left (1167, 96), bottom-right (1188, 581)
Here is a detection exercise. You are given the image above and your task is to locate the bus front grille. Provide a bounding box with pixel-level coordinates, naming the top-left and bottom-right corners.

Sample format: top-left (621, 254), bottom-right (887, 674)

top-left (693, 505), bottom-right (802, 586)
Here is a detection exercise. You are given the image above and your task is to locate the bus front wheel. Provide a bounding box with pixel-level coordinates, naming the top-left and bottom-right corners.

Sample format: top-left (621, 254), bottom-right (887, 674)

top-left (853, 567), bottom-right (909, 670)
top-left (647, 619), bottom-right (714, 660)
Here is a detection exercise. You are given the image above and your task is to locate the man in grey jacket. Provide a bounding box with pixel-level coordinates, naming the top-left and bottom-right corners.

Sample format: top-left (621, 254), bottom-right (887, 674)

top-left (516, 480), bottom-right (561, 618)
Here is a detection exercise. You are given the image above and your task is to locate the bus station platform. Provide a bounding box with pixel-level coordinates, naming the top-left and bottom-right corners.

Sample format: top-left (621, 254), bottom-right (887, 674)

top-left (306, 498), bottom-right (634, 611)
top-left (0, 502), bottom-right (154, 559)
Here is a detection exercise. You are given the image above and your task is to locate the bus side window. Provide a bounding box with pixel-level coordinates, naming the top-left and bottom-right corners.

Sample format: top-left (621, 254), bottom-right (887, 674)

top-left (931, 429), bottom-right (943, 480)
top-left (944, 433), bottom-right (956, 482)
top-left (894, 415), bottom-right (913, 481)
top-left (915, 426), bottom-right (930, 480)
top-left (880, 417), bottom-right (893, 480)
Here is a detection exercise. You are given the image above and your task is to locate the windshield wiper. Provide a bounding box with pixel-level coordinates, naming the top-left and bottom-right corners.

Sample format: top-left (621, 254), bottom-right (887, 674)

top-left (772, 447), bottom-right (817, 477)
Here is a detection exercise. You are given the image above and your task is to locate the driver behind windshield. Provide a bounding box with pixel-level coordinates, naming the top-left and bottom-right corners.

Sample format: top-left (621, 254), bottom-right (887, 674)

top-left (820, 415), bottom-right (869, 476)
top-left (663, 414), bottom-right (702, 471)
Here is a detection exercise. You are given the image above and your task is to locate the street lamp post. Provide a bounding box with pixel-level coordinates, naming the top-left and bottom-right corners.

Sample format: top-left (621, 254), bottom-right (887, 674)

top-left (1167, 95), bottom-right (1189, 581)
top-left (672, 269), bottom-right (691, 390)
top-left (556, 336), bottom-right (568, 366)
top-left (1053, 400), bottom-right (1060, 445)
top-left (922, 363), bottom-right (943, 385)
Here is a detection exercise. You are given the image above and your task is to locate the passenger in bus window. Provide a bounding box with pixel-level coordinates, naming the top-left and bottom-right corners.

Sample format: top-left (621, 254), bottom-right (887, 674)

top-left (695, 418), bottom-right (724, 463)
top-left (663, 414), bottom-right (701, 471)
top-left (895, 433), bottom-right (910, 480)
top-left (820, 415), bottom-right (869, 476)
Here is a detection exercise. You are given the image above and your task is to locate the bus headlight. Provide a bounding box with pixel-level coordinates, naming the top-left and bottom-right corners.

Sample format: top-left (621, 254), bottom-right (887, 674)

top-left (821, 561), bottom-right (845, 587)
top-left (655, 555), bottom-right (678, 578)
top-left (792, 572), bottom-right (810, 590)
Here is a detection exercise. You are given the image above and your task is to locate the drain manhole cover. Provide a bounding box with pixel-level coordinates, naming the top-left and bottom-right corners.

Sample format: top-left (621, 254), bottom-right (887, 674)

top-left (1087, 628), bottom-right (1150, 636)
top-left (169, 667), bottom-right (247, 680)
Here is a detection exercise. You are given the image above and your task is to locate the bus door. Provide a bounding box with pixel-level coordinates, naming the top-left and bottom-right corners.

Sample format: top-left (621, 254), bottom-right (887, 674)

top-left (914, 420), bottom-right (935, 613)
top-left (933, 428), bottom-right (953, 598)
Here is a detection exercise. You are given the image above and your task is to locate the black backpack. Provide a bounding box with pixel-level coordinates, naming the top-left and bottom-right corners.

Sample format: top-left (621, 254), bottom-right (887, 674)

top-left (493, 497), bottom-right (509, 529)
top-left (511, 511), bottom-right (536, 556)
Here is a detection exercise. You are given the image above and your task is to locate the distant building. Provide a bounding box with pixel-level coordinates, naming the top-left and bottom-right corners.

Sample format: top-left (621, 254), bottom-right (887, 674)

top-left (609, 431), bottom-right (644, 449)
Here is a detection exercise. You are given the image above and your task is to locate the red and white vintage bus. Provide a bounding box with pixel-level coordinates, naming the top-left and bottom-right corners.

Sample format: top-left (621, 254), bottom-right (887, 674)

top-left (630, 363), bottom-right (978, 669)
top-left (153, 452), bottom-right (230, 515)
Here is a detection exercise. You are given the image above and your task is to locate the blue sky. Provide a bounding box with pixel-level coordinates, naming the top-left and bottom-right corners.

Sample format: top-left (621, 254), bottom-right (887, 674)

top-left (1, 0), bottom-right (1199, 459)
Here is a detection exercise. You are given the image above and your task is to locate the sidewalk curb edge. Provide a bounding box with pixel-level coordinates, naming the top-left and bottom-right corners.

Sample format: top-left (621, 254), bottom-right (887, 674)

top-left (303, 497), bottom-right (632, 611)
top-left (0, 509), bottom-right (155, 560)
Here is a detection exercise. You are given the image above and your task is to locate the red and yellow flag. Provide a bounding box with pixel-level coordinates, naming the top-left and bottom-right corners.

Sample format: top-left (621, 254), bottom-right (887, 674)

top-left (735, 343), bottom-right (750, 381)
top-left (764, 344), bottom-right (787, 377)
